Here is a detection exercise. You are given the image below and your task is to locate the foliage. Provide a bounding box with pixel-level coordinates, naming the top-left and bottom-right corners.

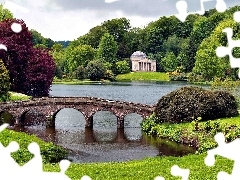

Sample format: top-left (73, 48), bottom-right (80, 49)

top-left (187, 12), bottom-right (226, 72)
top-left (86, 60), bottom-right (106, 81)
top-left (0, 129), bottom-right (67, 164)
top-left (115, 60), bottom-right (130, 74)
top-left (0, 4), bottom-right (13, 21)
top-left (0, 19), bottom-right (55, 97)
top-left (30, 29), bottom-right (54, 48)
top-left (22, 48), bottom-right (56, 97)
top-left (0, 59), bottom-right (10, 101)
top-left (168, 66), bottom-right (187, 81)
top-left (193, 19), bottom-right (238, 81)
top-left (154, 86), bottom-right (238, 123)
top-left (142, 114), bottom-right (240, 154)
top-left (66, 44), bottom-right (96, 73)
top-left (73, 65), bottom-right (87, 80)
top-left (97, 33), bottom-right (118, 64)
top-left (161, 52), bottom-right (178, 72)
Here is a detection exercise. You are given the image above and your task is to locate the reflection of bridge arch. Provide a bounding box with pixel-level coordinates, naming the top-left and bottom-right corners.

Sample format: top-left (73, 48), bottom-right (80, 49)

top-left (0, 97), bottom-right (155, 129)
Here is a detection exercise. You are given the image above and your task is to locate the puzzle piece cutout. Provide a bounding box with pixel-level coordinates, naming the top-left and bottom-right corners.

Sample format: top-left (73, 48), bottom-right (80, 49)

top-left (216, 11), bottom-right (240, 78)
top-left (204, 132), bottom-right (240, 180)
top-left (154, 165), bottom-right (190, 180)
top-left (0, 123), bottom-right (92, 179)
top-left (176, 0), bottom-right (227, 22)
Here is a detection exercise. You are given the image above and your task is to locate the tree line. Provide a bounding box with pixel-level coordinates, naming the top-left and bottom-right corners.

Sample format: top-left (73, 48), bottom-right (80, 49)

top-left (42, 5), bottom-right (240, 82)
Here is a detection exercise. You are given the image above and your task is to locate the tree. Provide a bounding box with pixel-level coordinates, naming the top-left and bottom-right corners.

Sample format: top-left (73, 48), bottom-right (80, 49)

top-left (193, 19), bottom-right (237, 81)
top-left (187, 12), bottom-right (226, 72)
top-left (0, 4), bottom-right (13, 22)
top-left (73, 65), bottom-right (86, 80)
top-left (66, 44), bottom-right (96, 73)
top-left (86, 60), bottom-right (106, 81)
top-left (23, 48), bottom-right (56, 96)
top-left (0, 19), bottom-right (55, 96)
top-left (97, 33), bottom-right (118, 63)
top-left (31, 29), bottom-right (54, 48)
top-left (0, 59), bottom-right (10, 101)
top-left (161, 52), bottom-right (178, 72)
top-left (116, 60), bottom-right (130, 74)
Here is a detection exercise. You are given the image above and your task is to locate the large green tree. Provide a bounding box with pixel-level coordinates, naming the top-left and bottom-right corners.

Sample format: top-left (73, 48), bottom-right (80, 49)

top-left (97, 33), bottom-right (118, 63)
top-left (66, 44), bottom-right (96, 73)
top-left (193, 19), bottom-right (238, 81)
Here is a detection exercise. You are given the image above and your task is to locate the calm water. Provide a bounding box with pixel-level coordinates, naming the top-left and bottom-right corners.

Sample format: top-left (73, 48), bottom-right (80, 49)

top-left (16, 81), bottom-right (202, 163)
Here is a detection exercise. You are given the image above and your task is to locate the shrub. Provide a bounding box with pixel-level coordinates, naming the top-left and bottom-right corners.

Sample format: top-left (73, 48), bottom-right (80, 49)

top-left (73, 65), bottom-right (87, 80)
top-left (154, 86), bottom-right (238, 124)
top-left (115, 60), bottom-right (131, 74)
top-left (86, 60), bottom-right (106, 81)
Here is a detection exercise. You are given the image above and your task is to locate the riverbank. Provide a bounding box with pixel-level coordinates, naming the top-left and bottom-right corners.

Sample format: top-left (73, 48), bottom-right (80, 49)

top-left (141, 114), bottom-right (240, 153)
top-left (52, 72), bottom-right (170, 85)
top-left (52, 79), bottom-right (111, 85)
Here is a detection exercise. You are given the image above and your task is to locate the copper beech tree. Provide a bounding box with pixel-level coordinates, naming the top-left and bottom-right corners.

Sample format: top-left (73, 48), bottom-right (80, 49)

top-left (0, 19), bottom-right (55, 97)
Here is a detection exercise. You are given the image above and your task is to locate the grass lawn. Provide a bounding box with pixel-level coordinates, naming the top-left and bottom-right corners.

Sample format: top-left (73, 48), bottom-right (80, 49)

top-left (116, 72), bottom-right (169, 81)
top-left (43, 152), bottom-right (233, 180)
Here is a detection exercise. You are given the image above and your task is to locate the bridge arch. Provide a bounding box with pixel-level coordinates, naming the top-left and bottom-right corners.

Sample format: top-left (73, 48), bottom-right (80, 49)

top-left (124, 113), bottom-right (144, 128)
top-left (52, 108), bottom-right (85, 129)
top-left (92, 111), bottom-right (117, 130)
top-left (0, 111), bottom-right (14, 125)
top-left (20, 109), bottom-right (45, 126)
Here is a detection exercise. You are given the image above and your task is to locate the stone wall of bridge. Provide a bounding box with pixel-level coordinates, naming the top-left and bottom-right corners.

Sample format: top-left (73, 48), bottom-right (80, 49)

top-left (0, 97), bottom-right (156, 128)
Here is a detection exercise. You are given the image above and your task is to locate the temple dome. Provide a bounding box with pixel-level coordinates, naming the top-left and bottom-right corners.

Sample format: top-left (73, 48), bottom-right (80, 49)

top-left (131, 51), bottom-right (147, 58)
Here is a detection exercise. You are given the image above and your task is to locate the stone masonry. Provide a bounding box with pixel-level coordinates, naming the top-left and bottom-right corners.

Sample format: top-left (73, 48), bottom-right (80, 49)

top-left (0, 97), bottom-right (155, 129)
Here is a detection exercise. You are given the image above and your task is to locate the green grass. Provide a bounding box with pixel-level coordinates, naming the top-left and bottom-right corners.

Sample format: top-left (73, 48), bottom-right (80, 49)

top-left (0, 128), bottom-right (67, 164)
top-left (116, 72), bottom-right (169, 81)
top-left (8, 91), bottom-right (32, 101)
top-left (42, 153), bottom-right (233, 179)
top-left (0, 91), bottom-right (32, 102)
top-left (142, 114), bottom-right (240, 153)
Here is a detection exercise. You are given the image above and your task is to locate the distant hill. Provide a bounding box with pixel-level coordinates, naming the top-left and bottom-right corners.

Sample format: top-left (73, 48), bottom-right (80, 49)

top-left (55, 41), bottom-right (71, 48)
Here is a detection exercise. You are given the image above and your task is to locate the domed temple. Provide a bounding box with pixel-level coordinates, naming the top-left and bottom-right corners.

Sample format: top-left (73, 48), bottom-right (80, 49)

top-left (130, 51), bottom-right (156, 72)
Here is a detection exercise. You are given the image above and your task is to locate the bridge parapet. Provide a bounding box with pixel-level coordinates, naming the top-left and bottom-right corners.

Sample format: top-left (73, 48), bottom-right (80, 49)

top-left (0, 96), bottom-right (156, 128)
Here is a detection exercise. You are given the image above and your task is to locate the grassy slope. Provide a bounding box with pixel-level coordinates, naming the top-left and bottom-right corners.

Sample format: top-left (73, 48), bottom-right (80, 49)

top-left (116, 72), bottom-right (169, 81)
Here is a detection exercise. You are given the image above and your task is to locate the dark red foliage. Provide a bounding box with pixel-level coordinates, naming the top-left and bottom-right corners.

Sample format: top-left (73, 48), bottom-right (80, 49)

top-left (0, 19), bottom-right (56, 97)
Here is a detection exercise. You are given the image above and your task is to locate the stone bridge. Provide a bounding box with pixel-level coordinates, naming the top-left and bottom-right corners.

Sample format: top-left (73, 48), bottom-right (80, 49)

top-left (0, 97), bottom-right (156, 129)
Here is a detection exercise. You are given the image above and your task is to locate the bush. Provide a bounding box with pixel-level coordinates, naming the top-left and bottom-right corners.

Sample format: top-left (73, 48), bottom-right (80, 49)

top-left (154, 86), bottom-right (238, 124)
top-left (73, 65), bottom-right (87, 80)
top-left (115, 60), bottom-right (131, 74)
top-left (86, 60), bottom-right (106, 81)
top-left (0, 59), bottom-right (10, 101)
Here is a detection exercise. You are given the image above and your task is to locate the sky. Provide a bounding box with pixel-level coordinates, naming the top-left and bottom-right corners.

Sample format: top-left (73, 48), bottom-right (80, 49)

top-left (1, 0), bottom-right (239, 41)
